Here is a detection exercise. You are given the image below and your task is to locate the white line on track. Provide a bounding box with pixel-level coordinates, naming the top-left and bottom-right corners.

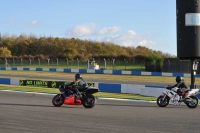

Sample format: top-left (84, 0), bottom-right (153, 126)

top-left (0, 90), bottom-right (156, 103)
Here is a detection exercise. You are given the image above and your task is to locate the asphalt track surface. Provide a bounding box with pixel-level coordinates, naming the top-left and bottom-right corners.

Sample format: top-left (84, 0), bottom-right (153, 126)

top-left (0, 91), bottom-right (200, 133)
top-left (1, 73), bottom-right (200, 133)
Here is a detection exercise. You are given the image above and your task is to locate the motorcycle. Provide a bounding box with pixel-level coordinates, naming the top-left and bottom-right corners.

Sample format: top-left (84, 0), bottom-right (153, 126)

top-left (157, 87), bottom-right (199, 108)
top-left (52, 84), bottom-right (99, 108)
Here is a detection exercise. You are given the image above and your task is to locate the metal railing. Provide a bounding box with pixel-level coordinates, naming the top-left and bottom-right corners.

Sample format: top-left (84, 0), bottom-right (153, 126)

top-left (0, 58), bottom-right (146, 71)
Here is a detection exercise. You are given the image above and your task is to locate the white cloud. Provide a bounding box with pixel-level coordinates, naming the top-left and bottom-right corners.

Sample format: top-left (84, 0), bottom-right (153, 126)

top-left (65, 23), bottom-right (157, 50)
top-left (138, 40), bottom-right (156, 48)
top-left (31, 20), bottom-right (38, 25)
top-left (96, 30), bottom-right (156, 48)
top-left (67, 23), bottom-right (96, 37)
top-left (66, 23), bottom-right (121, 37)
top-left (138, 40), bottom-right (147, 46)
top-left (98, 26), bottom-right (121, 34)
top-left (28, 20), bottom-right (39, 29)
top-left (9, 18), bottom-right (39, 29)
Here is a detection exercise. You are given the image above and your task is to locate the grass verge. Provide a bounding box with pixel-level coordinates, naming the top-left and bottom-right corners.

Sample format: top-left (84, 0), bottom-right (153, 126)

top-left (0, 85), bottom-right (157, 101)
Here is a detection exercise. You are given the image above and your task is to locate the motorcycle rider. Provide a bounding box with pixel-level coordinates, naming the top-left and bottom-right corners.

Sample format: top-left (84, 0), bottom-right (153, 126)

top-left (65, 73), bottom-right (88, 100)
top-left (167, 76), bottom-right (189, 98)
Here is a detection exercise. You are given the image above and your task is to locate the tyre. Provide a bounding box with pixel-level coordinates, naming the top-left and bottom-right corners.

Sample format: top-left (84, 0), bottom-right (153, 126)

top-left (52, 94), bottom-right (64, 107)
top-left (82, 94), bottom-right (96, 108)
top-left (185, 96), bottom-right (198, 108)
top-left (157, 95), bottom-right (169, 107)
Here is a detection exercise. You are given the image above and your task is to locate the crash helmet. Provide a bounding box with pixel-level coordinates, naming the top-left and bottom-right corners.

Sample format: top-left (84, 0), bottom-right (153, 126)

top-left (75, 73), bottom-right (81, 79)
top-left (176, 76), bottom-right (182, 83)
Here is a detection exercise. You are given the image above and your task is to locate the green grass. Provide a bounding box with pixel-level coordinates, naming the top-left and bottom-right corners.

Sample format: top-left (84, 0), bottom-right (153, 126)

top-left (0, 85), bottom-right (157, 101)
top-left (0, 70), bottom-right (199, 84)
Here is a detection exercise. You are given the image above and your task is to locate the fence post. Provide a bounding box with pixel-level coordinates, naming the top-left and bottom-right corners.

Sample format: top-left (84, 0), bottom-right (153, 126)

top-left (87, 58), bottom-right (89, 69)
top-left (124, 59), bottom-right (126, 70)
top-left (56, 58), bottom-right (58, 66)
top-left (47, 58), bottom-right (50, 66)
top-left (66, 58), bottom-right (68, 68)
top-left (168, 60), bottom-right (170, 72)
top-left (21, 59), bottom-right (23, 66)
top-left (29, 58), bottom-right (31, 66)
top-left (104, 58), bottom-right (106, 69)
top-left (112, 58), bottom-right (115, 70)
top-left (77, 58), bottom-right (79, 68)
top-left (38, 58), bottom-right (40, 66)
top-left (13, 58), bottom-right (15, 66)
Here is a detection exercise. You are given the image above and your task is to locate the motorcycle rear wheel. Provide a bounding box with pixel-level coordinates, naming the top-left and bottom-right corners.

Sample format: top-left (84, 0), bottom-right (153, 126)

top-left (184, 96), bottom-right (198, 108)
top-left (82, 94), bottom-right (96, 108)
top-left (157, 95), bottom-right (169, 107)
top-left (52, 94), bottom-right (64, 107)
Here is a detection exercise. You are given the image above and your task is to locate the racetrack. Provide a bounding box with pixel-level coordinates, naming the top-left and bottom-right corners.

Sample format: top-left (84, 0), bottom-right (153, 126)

top-left (0, 91), bottom-right (200, 133)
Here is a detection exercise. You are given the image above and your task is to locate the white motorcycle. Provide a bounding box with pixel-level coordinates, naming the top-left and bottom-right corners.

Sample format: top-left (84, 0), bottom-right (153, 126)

top-left (157, 87), bottom-right (199, 108)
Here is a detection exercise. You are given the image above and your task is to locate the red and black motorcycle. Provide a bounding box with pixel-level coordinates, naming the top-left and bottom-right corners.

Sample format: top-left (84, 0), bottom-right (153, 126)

top-left (52, 84), bottom-right (99, 108)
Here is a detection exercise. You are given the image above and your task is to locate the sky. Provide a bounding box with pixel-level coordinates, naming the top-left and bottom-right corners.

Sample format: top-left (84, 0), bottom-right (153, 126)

top-left (0, 0), bottom-right (176, 55)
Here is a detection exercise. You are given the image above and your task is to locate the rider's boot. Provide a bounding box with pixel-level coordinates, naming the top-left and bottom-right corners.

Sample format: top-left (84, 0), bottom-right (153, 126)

top-left (173, 94), bottom-right (180, 105)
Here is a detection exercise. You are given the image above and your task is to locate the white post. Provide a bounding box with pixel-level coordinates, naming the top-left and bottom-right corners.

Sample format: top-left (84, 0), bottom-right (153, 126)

top-left (47, 58), bottom-right (50, 66)
top-left (87, 58), bottom-right (89, 69)
top-left (66, 58), bottom-right (68, 68)
top-left (38, 58), bottom-right (40, 66)
top-left (104, 58), bottom-right (106, 69)
top-left (56, 58), bottom-right (58, 66)
top-left (5, 58), bottom-right (7, 68)
top-left (13, 58), bottom-right (15, 66)
top-left (124, 59), bottom-right (126, 70)
top-left (29, 58), bottom-right (31, 66)
top-left (77, 58), bottom-right (79, 68)
top-left (112, 58), bottom-right (115, 70)
top-left (21, 59), bottom-right (23, 66)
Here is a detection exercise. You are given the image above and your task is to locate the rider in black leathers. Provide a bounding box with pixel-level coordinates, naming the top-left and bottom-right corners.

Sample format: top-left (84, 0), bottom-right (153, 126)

top-left (167, 76), bottom-right (189, 97)
top-left (65, 73), bottom-right (88, 100)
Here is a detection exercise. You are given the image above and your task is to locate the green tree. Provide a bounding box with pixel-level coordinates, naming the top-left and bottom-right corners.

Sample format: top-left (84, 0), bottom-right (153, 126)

top-left (0, 47), bottom-right (12, 57)
top-left (146, 54), bottom-right (164, 63)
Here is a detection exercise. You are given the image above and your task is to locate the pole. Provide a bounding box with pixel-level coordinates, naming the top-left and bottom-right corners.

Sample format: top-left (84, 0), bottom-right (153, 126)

top-left (104, 58), bottom-right (106, 69)
top-left (87, 58), bottom-right (89, 69)
top-left (191, 59), bottom-right (195, 89)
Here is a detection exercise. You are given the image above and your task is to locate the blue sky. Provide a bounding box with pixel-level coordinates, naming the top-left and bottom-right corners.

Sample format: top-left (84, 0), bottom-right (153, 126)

top-left (0, 0), bottom-right (176, 55)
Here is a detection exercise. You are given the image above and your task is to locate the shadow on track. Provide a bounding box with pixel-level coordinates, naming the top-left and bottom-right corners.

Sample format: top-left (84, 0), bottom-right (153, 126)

top-left (0, 103), bottom-right (85, 109)
top-left (97, 103), bottom-right (188, 109)
top-left (97, 103), bottom-right (156, 108)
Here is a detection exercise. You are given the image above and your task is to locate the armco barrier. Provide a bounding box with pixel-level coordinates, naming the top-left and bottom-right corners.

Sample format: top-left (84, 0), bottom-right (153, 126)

top-left (1, 67), bottom-right (200, 77)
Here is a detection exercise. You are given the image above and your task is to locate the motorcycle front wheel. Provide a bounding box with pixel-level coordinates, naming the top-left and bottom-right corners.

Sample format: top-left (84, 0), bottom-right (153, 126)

top-left (184, 96), bottom-right (198, 108)
top-left (157, 95), bottom-right (169, 107)
top-left (52, 94), bottom-right (64, 107)
top-left (82, 94), bottom-right (96, 108)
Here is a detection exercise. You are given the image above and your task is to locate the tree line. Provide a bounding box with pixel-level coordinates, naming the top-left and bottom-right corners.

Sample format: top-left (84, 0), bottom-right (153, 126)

top-left (0, 34), bottom-right (175, 63)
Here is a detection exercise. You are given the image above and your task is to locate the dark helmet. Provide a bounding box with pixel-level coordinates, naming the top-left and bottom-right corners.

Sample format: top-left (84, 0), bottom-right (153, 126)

top-left (75, 73), bottom-right (81, 79)
top-left (176, 76), bottom-right (182, 83)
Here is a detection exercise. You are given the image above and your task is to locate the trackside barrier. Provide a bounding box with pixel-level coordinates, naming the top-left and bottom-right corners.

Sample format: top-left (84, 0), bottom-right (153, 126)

top-left (0, 78), bottom-right (198, 98)
top-left (0, 78), bottom-right (200, 99)
top-left (0, 67), bottom-right (200, 77)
